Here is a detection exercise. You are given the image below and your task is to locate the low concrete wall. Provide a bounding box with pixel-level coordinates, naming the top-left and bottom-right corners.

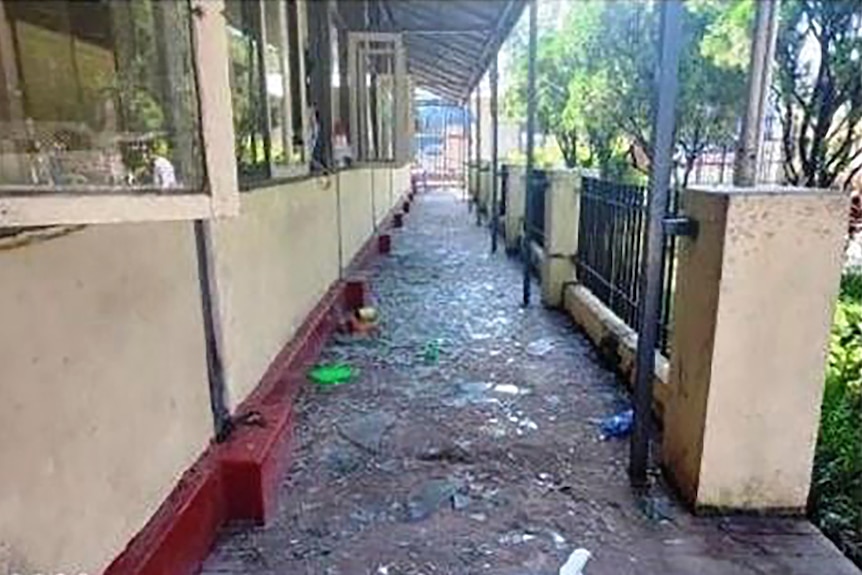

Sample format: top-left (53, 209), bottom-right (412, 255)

top-left (212, 176), bottom-right (342, 407)
top-left (563, 284), bottom-right (670, 415)
top-left (0, 223), bottom-right (212, 575)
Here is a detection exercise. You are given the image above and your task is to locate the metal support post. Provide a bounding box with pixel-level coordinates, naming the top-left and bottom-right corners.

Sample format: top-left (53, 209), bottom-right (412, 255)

top-left (522, 0), bottom-right (538, 306)
top-left (490, 55), bottom-right (499, 253)
top-left (630, 0), bottom-right (683, 487)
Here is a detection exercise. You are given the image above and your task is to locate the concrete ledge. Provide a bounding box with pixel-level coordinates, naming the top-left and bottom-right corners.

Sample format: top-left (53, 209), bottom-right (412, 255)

top-left (563, 283), bottom-right (669, 417)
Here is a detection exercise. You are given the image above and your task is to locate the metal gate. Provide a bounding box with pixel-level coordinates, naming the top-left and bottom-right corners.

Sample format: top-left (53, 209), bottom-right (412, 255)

top-left (413, 99), bottom-right (467, 185)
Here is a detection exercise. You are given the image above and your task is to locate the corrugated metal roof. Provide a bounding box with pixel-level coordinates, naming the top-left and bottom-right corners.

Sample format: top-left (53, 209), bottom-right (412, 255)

top-left (338, 0), bottom-right (526, 103)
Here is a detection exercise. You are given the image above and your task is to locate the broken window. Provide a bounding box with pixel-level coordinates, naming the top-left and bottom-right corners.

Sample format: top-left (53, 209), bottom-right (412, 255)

top-left (0, 0), bottom-right (204, 192)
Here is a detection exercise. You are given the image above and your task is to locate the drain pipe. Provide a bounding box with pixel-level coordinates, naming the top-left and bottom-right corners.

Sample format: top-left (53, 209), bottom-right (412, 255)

top-left (193, 220), bottom-right (232, 442)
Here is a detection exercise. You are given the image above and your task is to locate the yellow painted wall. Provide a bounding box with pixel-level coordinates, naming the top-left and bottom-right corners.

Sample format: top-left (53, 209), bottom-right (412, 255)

top-left (212, 175), bottom-right (341, 407)
top-left (0, 223), bottom-right (211, 575)
top-left (338, 167), bottom-right (374, 266)
top-left (392, 164), bottom-right (411, 199)
top-left (0, 165), bottom-right (394, 572)
top-left (372, 167), bottom-right (392, 225)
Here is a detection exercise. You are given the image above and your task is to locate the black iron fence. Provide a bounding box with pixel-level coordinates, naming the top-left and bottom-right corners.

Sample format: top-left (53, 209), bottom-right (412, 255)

top-left (526, 169), bottom-right (549, 247)
top-left (575, 177), bottom-right (678, 354)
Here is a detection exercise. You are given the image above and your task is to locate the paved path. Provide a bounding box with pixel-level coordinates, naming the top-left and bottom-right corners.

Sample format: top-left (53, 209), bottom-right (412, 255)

top-left (203, 188), bottom-right (858, 575)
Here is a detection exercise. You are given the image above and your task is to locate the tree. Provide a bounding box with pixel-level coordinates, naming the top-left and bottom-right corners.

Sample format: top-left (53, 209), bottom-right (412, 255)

top-left (702, 0), bottom-right (862, 189)
top-left (775, 0), bottom-right (862, 189)
top-left (503, 1), bottom-right (601, 168)
top-left (504, 0), bottom-right (747, 182)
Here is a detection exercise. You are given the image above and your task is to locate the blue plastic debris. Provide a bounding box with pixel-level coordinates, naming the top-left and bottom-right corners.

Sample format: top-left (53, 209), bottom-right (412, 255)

top-left (599, 408), bottom-right (634, 440)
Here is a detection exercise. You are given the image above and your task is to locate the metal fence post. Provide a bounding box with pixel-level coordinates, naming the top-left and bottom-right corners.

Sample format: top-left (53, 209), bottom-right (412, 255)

top-left (522, 0), bottom-right (538, 307)
top-left (476, 84), bottom-right (483, 225)
top-left (630, 0), bottom-right (683, 487)
top-left (491, 55), bottom-right (499, 253)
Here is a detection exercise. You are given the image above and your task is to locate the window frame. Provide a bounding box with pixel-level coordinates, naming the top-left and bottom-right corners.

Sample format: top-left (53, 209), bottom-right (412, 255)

top-left (347, 32), bottom-right (409, 167)
top-left (227, 0), bottom-right (310, 187)
top-left (0, 0), bottom-right (239, 227)
top-left (265, 0), bottom-right (309, 180)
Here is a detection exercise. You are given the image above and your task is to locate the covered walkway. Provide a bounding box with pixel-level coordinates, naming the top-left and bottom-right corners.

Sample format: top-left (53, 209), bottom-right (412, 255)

top-left (202, 188), bottom-right (856, 575)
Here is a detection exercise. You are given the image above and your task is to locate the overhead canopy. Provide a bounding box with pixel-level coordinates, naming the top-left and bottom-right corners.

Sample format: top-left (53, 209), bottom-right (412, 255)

top-left (336, 0), bottom-right (526, 103)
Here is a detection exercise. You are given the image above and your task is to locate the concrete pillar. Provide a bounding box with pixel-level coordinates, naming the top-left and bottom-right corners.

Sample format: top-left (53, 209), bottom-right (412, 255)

top-left (540, 170), bottom-right (580, 307)
top-left (663, 186), bottom-right (846, 513)
top-left (504, 165), bottom-right (525, 253)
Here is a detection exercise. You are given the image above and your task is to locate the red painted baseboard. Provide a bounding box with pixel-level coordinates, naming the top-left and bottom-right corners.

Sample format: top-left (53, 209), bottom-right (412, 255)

top-left (105, 188), bottom-right (411, 575)
top-left (104, 452), bottom-right (226, 575)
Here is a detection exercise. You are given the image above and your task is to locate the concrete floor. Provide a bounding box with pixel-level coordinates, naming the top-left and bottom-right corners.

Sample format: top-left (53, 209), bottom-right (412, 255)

top-left (202, 188), bottom-right (859, 575)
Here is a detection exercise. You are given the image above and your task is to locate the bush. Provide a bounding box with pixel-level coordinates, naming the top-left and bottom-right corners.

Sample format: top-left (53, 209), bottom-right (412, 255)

top-left (811, 273), bottom-right (862, 564)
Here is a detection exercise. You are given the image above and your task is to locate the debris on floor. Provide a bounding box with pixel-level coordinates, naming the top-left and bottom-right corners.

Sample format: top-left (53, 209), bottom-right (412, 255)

top-left (638, 494), bottom-right (675, 523)
top-left (422, 339), bottom-right (441, 364)
top-left (407, 477), bottom-right (463, 521)
top-left (598, 408), bottom-right (634, 440)
top-left (337, 410), bottom-right (396, 453)
top-left (559, 548), bottom-right (592, 575)
top-left (203, 190), bottom-right (851, 575)
top-left (348, 306), bottom-right (380, 335)
top-left (526, 337), bottom-right (556, 357)
top-left (308, 362), bottom-right (355, 386)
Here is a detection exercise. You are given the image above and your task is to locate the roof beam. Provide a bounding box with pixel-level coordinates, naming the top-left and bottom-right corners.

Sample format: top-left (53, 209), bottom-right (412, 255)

top-left (461, 0), bottom-right (525, 100)
top-left (413, 80), bottom-right (463, 102)
top-left (410, 62), bottom-right (472, 92)
top-left (405, 36), bottom-right (479, 69)
top-left (410, 68), bottom-right (465, 96)
top-left (375, 27), bottom-right (491, 34)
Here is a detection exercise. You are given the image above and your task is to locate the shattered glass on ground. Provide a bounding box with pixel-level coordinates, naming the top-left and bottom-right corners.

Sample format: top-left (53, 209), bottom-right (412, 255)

top-left (202, 188), bottom-right (859, 575)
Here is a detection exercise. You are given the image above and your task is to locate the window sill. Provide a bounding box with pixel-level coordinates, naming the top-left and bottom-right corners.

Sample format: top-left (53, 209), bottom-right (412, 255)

top-left (238, 163), bottom-right (399, 194)
top-left (0, 192), bottom-right (221, 227)
top-left (239, 164), bottom-right (316, 192)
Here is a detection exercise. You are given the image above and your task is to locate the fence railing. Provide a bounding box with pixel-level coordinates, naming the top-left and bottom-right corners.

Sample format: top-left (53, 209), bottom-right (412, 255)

top-left (575, 177), bottom-right (678, 354)
top-left (526, 170), bottom-right (548, 247)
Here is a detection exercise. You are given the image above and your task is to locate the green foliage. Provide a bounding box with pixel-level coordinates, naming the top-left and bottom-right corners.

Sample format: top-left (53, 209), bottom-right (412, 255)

top-left (812, 273), bottom-right (862, 564)
top-left (504, 0), bottom-right (747, 181)
top-left (775, 0), bottom-right (862, 189)
top-left (695, 0), bottom-right (755, 69)
top-left (701, 0), bottom-right (862, 188)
